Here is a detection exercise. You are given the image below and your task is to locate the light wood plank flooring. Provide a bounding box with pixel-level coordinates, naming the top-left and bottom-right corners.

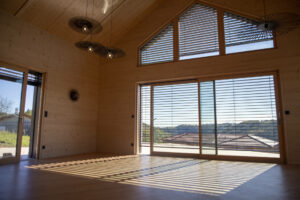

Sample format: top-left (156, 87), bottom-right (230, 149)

top-left (0, 155), bottom-right (300, 200)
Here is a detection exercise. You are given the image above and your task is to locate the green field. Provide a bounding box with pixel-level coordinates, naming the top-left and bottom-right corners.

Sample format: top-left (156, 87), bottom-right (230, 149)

top-left (0, 131), bottom-right (30, 147)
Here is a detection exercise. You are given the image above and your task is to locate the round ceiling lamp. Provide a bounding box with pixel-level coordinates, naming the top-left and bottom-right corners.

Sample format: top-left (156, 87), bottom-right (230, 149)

top-left (94, 47), bottom-right (126, 59)
top-left (101, 0), bottom-right (125, 59)
top-left (75, 41), bottom-right (105, 53)
top-left (68, 17), bottom-right (102, 34)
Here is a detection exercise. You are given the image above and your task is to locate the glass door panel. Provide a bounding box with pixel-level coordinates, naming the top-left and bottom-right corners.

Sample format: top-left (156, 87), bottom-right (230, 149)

top-left (22, 84), bottom-right (34, 158)
top-left (199, 81), bottom-right (216, 155)
top-left (0, 67), bottom-right (24, 159)
top-left (152, 82), bottom-right (199, 154)
top-left (139, 85), bottom-right (151, 154)
top-left (215, 76), bottom-right (279, 158)
top-left (22, 71), bottom-right (42, 159)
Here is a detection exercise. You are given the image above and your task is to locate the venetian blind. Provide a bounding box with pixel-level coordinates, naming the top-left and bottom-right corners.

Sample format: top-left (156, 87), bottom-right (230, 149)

top-left (0, 67), bottom-right (23, 82)
top-left (179, 3), bottom-right (219, 60)
top-left (27, 71), bottom-right (42, 86)
top-left (224, 12), bottom-right (274, 53)
top-left (140, 24), bottom-right (174, 65)
top-left (139, 74), bottom-right (280, 158)
top-left (214, 75), bottom-right (279, 156)
top-left (139, 85), bottom-right (151, 153)
top-left (152, 82), bottom-right (199, 154)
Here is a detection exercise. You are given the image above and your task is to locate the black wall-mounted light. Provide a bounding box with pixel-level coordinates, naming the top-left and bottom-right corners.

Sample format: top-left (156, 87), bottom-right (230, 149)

top-left (70, 89), bottom-right (79, 101)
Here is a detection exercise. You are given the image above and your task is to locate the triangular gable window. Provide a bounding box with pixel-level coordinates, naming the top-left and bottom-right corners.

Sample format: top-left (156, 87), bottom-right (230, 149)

top-left (140, 24), bottom-right (174, 65)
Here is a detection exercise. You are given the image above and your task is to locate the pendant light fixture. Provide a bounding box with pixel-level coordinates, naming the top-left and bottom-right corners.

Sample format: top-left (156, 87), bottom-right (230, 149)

top-left (94, 0), bottom-right (125, 59)
top-left (75, 41), bottom-right (105, 54)
top-left (72, 0), bottom-right (104, 54)
top-left (69, 17), bottom-right (102, 34)
top-left (68, 0), bottom-right (102, 34)
top-left (257, 0), bottom-right (300, 35)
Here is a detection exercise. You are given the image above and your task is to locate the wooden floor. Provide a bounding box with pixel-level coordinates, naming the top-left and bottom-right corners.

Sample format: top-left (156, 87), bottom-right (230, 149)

top-left (0, 155), bottom-right (300, 200)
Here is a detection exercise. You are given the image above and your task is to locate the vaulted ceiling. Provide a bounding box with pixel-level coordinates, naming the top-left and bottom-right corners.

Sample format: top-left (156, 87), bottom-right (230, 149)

top-left (0, 0), bottom-right (160, 47)
top-left (1, 0), bottom-right (299, 50)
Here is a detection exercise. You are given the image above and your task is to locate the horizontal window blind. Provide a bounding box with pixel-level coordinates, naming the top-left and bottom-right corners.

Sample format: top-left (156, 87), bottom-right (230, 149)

top-left (224, 12), bottom-right (274, 53)
top-left (215, 75), bottom-right (279, 157)
top-left (0, 67), bottom-right (24, 82)
top-left (179, 3), bottom-right (219, 60)
top-left (200, 81), bottom-right (216, 155)
top-left (140, 23), bottom-right (174, 65)
top-left (28, 72), bottom-right (42, 86)
top-left (139, 74), bottom-right (280, 158)
top-left (139, 85), bottom-right (151, 154)
top-left (139, 3), bottom-right (276, 65)
top-left (152, 82), bottom-right (199, 154)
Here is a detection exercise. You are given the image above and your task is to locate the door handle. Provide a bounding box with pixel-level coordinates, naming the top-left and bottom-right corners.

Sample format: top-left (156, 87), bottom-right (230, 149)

top-left (19, 116), bottom-right (24, 123)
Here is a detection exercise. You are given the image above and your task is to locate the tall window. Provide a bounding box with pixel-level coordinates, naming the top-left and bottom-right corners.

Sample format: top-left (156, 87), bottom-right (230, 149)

top-left (138, 2), bottom-right (274, 66)
top-left (152, 82), bottom-right (199, 154)
top-left (139, 73), bottom-right (281, 159)
top-left (201, 76), bottom-right (279, 157)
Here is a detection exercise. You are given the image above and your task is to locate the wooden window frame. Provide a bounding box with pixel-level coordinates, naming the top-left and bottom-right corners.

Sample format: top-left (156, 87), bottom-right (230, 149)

top-left (137, 0), bottom-right (277, 67)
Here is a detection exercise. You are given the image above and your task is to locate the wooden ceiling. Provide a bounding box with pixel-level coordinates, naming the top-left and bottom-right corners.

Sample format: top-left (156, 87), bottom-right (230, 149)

top-left (1, 0), bottom-right (299, 50)
top-left (0, 0), bottom-right (160, 47)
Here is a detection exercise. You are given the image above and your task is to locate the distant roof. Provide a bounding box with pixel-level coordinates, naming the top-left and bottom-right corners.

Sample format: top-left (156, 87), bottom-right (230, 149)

top-left (163, 133), bottom-right (279, 150)
top-left (0, 114), bottom-right (31, 121)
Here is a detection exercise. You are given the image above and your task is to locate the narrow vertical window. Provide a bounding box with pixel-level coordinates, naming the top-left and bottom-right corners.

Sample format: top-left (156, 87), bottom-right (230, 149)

top-left (139, 85), bottom-right (151, 154)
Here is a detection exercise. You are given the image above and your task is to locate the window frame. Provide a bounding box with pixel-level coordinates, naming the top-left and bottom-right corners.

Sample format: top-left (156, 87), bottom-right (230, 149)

top-left (139, 23), bottom-right (175, 65)
top-left (137, 0), bottom-right (277, 67)
top-left (137, 70), bottom-right (286, 163)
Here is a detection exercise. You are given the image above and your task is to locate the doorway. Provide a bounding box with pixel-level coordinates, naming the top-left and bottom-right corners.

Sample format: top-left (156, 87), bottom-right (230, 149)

top-left (0, 66), bottom-right (43, 163)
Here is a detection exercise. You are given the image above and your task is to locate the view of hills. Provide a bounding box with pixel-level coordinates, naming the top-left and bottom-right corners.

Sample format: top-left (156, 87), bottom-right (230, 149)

top-left (141, 120), bottom-right (278, 143)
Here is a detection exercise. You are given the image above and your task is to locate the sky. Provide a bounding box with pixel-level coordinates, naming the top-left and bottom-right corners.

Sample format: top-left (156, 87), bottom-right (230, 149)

top-left (0, 79), bottom-right (34, 114)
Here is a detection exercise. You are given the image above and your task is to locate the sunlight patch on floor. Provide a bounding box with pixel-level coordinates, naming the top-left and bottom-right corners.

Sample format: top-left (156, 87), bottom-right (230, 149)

top-left (27, 155), bottom-right (275, 196)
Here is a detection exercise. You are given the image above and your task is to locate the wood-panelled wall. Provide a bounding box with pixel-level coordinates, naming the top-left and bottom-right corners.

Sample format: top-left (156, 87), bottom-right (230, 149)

top-left (1, 0), bottom-right (299, 164)
top-left (97, 0), bottom-right (300, 164)
top-left (0, 10), bottom-right (100, 159)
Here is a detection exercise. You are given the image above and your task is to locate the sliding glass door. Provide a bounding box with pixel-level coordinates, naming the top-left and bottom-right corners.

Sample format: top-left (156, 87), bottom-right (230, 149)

top-left (139, 72), bottom-right (283, 161)
top-left (152, 82), bottom-right (199, 154)
top-left (0, 67), bottom-right (27, 162)
top-left (0, 66), bottom-right (42, 163)
top-left (200, 76), bottom-right (280, 158)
